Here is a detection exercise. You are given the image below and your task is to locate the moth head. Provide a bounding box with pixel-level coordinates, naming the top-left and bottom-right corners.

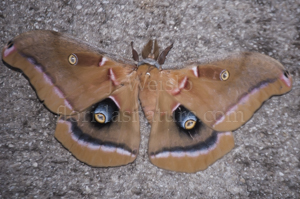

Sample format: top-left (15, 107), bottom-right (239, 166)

top-left (132, 40), bottom-right (173, 69)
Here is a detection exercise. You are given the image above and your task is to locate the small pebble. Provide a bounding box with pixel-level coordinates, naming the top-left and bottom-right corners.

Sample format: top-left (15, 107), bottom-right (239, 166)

top-left (279, 172), bottom-right (284, 176)
top-left (86, 186), bottom-right (91, 193)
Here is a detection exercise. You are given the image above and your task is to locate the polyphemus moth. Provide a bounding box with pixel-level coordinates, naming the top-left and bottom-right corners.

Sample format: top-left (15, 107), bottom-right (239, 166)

top-left (2, 30), bottom-right (292, 173)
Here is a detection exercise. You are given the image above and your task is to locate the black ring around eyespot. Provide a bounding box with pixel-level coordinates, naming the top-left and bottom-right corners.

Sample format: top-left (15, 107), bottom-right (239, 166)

top-left (173, 105), bottom-right (202, 137)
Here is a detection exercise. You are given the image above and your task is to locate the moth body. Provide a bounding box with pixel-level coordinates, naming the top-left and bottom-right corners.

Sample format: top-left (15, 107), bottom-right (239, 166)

top-left (2, 30), bottom-right (292, 173)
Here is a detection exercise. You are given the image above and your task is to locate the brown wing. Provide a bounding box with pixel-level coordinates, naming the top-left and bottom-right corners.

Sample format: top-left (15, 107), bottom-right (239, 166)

top-left (54, 74), bottom-right (140, 167)
top-left (2, 30), bottom-right (136, 115)
top-left (160, 52), bottom-right (292, 131)
top-left (138, 65), bottom-right (234, 173)
top-left (2, 30), bottom-right (140, 167)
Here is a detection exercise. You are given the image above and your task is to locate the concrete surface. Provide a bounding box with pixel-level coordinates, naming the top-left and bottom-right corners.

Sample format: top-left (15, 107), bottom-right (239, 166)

top-left (0, 0), bottom-right (299, 198)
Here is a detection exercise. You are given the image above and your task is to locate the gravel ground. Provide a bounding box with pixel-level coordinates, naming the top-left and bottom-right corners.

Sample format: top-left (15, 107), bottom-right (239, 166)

top-left (0, 0), bottom-right (299, 198)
